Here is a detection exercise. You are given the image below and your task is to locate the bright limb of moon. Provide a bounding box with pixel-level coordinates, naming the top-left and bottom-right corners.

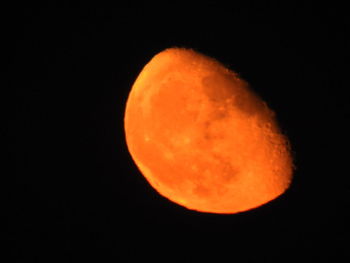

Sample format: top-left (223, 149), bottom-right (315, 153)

top-left (124, 47), bottom-right (293, 214)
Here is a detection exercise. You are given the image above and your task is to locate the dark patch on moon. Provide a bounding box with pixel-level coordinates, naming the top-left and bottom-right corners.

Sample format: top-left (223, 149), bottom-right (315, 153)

top-left (202, 73), bottom-right (236, 103)
top-left (234, 87), bottom-right (266, 116)
top-left (212, 154), bottom-right (240, 184)
top-left (202, 73), bottom-right (266, 117)
top-left (192, 183), bottom-right (210, 198)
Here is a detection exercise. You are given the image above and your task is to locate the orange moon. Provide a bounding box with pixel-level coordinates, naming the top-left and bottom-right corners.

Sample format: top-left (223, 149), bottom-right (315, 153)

top-left (124, 48), bottom-right (293, 214)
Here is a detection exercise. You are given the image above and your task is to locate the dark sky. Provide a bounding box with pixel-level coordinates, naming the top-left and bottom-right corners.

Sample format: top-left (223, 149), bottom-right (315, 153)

top-left (10, 4), bottom-right (349, 262)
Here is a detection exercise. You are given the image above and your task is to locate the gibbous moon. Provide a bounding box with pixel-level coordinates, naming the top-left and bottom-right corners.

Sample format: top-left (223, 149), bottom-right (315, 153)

top-left (124, 48), bottom-right (293, 214)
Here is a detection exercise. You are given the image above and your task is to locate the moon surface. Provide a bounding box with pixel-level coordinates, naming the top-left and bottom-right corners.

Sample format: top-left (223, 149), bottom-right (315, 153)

top-left (124, 48), bottom-right (293, 214)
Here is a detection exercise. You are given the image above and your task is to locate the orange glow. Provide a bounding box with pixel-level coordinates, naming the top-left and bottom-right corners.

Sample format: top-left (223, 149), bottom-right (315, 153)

top-left (124, 48), bottom-right (293, 214)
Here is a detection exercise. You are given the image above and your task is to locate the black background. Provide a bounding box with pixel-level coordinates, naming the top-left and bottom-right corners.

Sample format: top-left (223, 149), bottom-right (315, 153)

top-left (10, 4), bottom-right (349, 262)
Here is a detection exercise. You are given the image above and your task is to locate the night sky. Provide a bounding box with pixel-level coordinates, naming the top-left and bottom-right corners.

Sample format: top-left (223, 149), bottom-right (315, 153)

top-left (10, 4), bottom-right (349, 262)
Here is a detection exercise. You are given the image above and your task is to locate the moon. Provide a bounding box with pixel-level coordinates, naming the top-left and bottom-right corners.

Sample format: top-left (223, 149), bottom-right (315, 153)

top-left (124, 48), bottom-right (293, 214)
